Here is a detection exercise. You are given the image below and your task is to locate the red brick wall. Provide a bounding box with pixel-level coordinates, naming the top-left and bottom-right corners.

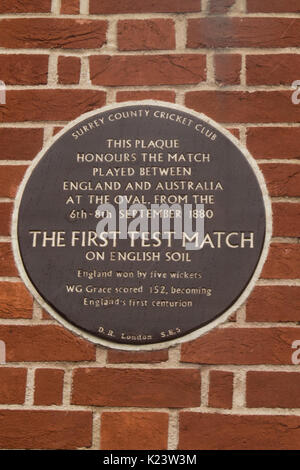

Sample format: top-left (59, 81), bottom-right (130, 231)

top-left (0, 0), bottom-right (299, 450)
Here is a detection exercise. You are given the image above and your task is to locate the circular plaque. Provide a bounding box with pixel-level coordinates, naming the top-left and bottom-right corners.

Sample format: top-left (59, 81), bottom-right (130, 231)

top-left (13, 102), bottom-right (271, 349)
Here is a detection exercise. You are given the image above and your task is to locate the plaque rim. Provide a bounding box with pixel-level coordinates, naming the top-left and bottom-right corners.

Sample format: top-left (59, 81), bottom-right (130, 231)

top-left (12, 100), bottom-right (272, 351)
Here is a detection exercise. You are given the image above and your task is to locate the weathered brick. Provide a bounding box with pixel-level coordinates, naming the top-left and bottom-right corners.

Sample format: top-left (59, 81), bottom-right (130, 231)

top-left (116, 90), bottom-right (176, 103)
top-left (247, 372), bottom-right (300, 408)
top-left (34, 369), bottom-right (64, 406)
top-left (247, 0), bottom-right (300, 13)
top-left (0, 19), bottom-right (107, 49)
top-left (215, 54), bottom-right (241, 86)
top-left (247, 286), bottom-right (300, 322)
top-left (260, 164), bottom-right (300, 197)
top-left (0, 128), bottom-right (43, 161)
top-left (273, 203), bottom-right (300, 237)
top-left (58, 56), bottom-right (81, 85)
top-left (53, 127), bottom-right (64, 136)
top-left (0, 0), bottom-right (51, 13)
top-left (118, 19), bottom-right (175, 51)
top-left (227, 128), bottom-right (240, 139)
top-left (101, 412), bottom-right (168, 450)
top-left (0, 243), bottom-right (18, 277)
top-left (0, 90), bottom-right (106, 122)
top-left (107, 349), bottom-right (169, 364)
top-left (90, 0), bottom-right (202, 14)
top-left (179, 412), bottom-right (300, 449)
top-left (181, 327), bottom-right (300, 365)
top-left (90, 55), bottom-right (206, 86)
top-left (246, 127), bottom-right (300, 160)
top-left (0, 55), bottom-right (48, 86)
top-left (0, 203), bottom-right (12, 236)
top-left (210, 0), bottom-right (236, 14)
top-left (185, 91), bottom-right (300, 123)
top-left (60, 0), bottom-right (80, 14)
top-left (262, 244), bottom-right (300, 279)
top-left (0, 368), bottom-right (27, 404)
top-left (247, 55), bottom-right (300, 86)
top-left (187, 18), bottom-right (300, 49)
top-left (0, 282), bottom-right (33, 319)
top-left (42, 309), bottom-right (53, 320)
top-left (227, 312), bottom-right (237, 322)
top-left (0, 325), bottom-right (96, 362)
top-left (208, 371), bottom-right (233, 409)
top-left (0, 410), bottom-right (92, 449)
top-left (0, 165), bottom-right (27, 198)
top-left (72, 368), bottom-right (200, 407)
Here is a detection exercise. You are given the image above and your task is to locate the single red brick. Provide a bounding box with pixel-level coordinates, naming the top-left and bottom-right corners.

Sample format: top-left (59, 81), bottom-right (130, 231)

top-left (247, 372), bottom-right (300, 408)
top-left (0, 282), bottom-right (33, 319)
top-left (215, 54), bottom-right (241, 86)
top-left (117, 90), bottom-right (176, 103)
top-left (179, 412), bottom-right (300, 449)
top-left (53, 127), bottom-right (64, 136)
top-left (0, 368), bottom-right (27, 404)
top-left (273, 203), bottom-right (300, 237)
top-left (118, 19), bottom-right (175, 51)
top-left (34, 369), bottom-right (64, 406)
top-left (208, 371), bottom-right (233, 409)
top-left (227, 128), bottom-right (240, 139)
top-left (260, 164), bottom-right (300, 197)
top-left (90, 0), bottom-right (202, 14)
top-left (101, 412), bottom-right (168, 450)
top-left (181, 327), bottom-right (300, 365)
top-left (107, 349), bottom-right (169, 364)
top-left (0, 203), bottom-right (12, 236)
top-left (0, 19), bottom-right (107, 49)
top-left (210, 0), bottom-right (236, 14)
top-left (0, 90), bottom-right (106, 122)
top-left (247, 286), bottom-right (300, 322)
top-left (246, 127), bottom-right (300, 160)
top-left (72, 368), bottom-right (200, 407)
top-left (247, 55), bottom-right (300, 86)
top-left (187, 18), bottom-right (300, 49)
top-left (42, 309), bottom-right (53, 320)
top-left (0, 165), bottom-right (27, 198)
top-left (0, 128), bottom-right (43, 161)
top-left (0, 325), bottom-right (96, 362)
top-left (0, 410), bottom-right (92, 449)
top-left (262, 244), bottom-right (300, 279)
top-left (90, 55), bottom-right (206, 86)
top-left (185, 91), bottom-right (300, 123)
top-left (247, 0), bottom-right (300, 13)
top-left (58, 56), bottom-right (81, 85)
top-left (0, 0), bottom-right (51, 13)
top-left (227, 312), bottom-right (237, 322)
top-left (0, 55), bottom-right (48, 85)
top-left (0, 243), bottom-right (18, 277)
top-left (60, 0), bottom-right (80, 14)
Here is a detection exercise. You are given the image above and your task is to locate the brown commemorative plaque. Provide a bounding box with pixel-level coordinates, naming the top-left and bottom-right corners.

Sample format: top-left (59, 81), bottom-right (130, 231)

top-left (13, 102), bottom-right (271, 349)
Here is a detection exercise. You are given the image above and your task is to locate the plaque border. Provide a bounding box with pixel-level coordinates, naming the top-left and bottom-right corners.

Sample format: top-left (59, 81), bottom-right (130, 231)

top-left (12, 101), bottom-right (272, 351)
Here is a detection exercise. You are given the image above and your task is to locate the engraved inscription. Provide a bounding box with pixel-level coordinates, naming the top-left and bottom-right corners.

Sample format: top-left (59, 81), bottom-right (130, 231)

top-left (14, 103), bottom-right (268, 348)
